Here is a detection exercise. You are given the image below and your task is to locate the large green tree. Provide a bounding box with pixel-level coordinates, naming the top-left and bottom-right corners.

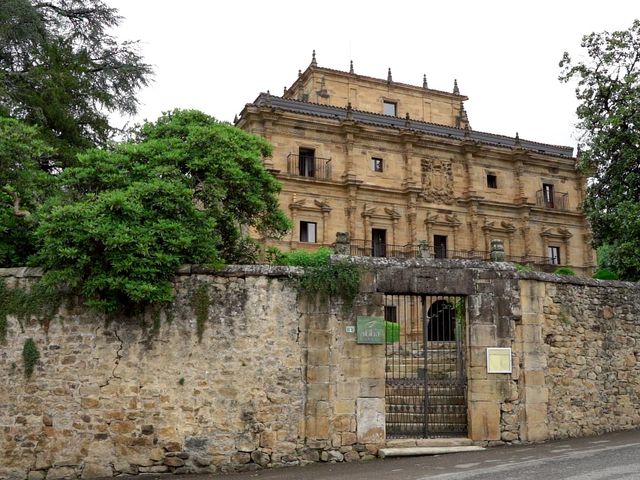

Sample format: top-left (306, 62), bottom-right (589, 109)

top-left (0, 0), bottom-right (152, 165)
top-left (35, 110), bottom-right (290, 311)
top-left (560, 19), bottom-right (640, 280)
top-left (0, 117), bottom-right (54, 266)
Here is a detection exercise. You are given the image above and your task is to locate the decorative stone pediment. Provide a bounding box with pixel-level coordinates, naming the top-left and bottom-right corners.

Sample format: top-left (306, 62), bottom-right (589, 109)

top-left (420, 157), bottom-right (454, 205)
top-left (362, 204), bottom-right (402, 220)
top-left (424, 211), bottom-right (462, 227)
top-left (482, 217), bottom-right (517, 234)
top-left (288, 196), bottom-right (332, 213)
top-left (541, 227), bottom-right (572, 239)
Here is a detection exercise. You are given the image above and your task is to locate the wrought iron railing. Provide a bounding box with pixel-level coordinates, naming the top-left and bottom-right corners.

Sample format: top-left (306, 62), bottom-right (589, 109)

top-left (536, 190), bottom-right (568, 211)
top-left (286, 153), bottom-right (332, 180)
top-left (346, 240), bottom-right (490, 260)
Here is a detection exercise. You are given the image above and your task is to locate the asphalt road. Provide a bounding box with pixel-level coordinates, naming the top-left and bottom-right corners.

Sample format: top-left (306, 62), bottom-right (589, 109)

top-left (207, 429), bottom-right (640, 480)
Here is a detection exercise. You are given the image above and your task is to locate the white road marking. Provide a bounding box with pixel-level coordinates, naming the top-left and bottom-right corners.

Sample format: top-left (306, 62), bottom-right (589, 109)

top-left (417, 442), bottom-right (640, 480)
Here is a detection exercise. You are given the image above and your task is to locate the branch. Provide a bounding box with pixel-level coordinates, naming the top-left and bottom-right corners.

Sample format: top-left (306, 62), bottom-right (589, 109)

top-left (4, 188), bottom-right (31, 217)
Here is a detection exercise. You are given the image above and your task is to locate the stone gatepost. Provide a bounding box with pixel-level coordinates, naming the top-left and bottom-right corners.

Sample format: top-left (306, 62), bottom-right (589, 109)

top-left (490, 239), bottom-right (505, 262)
top-left (334, 232), bottom-right (351, 255)
top-left (418, 240), bottom-right (431, 259)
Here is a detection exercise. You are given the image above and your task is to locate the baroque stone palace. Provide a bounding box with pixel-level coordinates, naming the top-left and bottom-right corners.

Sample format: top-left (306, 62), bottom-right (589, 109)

top-left (237, 52), bottom-right (593, 273)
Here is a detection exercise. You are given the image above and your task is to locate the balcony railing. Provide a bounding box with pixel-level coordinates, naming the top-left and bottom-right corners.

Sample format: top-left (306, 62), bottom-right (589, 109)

top-left (286, 153), bottom-right (332, 180)
top-left (536, 190), bottom-right (568, 211)
top-left (343, 240), bottom-right (566, 268)
top-left (346, 240), bottom-right (491, 260)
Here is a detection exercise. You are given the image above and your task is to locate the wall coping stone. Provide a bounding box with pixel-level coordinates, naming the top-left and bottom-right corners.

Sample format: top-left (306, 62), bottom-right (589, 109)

top-left (516, 271), bottom-right (640, 289)
top-left (331, 255), bottom-right (518, 272)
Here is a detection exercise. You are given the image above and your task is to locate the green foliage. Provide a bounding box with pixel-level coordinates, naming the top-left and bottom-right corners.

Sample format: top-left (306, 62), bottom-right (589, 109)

top-left (34, 110), bottom-right (289, 311)
top-left (0, 0), bottom-right (152, 165)
top-left (385, 321), bottom-right (399, 343)
top-left (514, 263), bottom-right (534, 272)
top-left (560, 20), bottom-right (640, 280)
top-left (0, 279), bottom-right (61, 342)
top-left (554, 267), bottom-right (577, 276)
top-left (593, 268), bottom-right (619, 280)
top-left (178, 377), bottom-right (185, 386)
top-left (22, 337), bottom-right (40, 377)
top-left (192, 284), bottom-right (210, 342)
top-left (0, 118), bottom-right (56, 266)
top-left (273, 247), bottom-right (332, 267)
top-left (271, 247), bottom-right (360, 308)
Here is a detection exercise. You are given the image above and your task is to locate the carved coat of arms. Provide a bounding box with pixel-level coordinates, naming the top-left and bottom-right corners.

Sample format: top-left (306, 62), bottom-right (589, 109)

top-left (420, 158), bottom-right (454, 204)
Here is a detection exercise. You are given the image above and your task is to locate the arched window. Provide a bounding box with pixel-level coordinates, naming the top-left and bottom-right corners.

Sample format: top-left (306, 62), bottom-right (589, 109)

top-left (426, 300), bottom-right (455, 341)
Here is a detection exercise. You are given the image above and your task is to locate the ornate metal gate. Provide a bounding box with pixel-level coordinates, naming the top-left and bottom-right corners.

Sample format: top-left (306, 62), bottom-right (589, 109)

top-left (384, 294), bottom-right (467, 438)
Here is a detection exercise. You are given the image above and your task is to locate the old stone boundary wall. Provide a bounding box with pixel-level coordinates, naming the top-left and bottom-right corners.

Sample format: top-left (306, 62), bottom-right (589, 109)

top-left (1, 260), bottom-right (639, 480)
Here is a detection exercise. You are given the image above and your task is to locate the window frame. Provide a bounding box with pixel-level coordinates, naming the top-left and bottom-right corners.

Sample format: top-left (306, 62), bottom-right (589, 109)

top-left (300, 221), bottom-right (318, 243)
top-left (548, 245), bottom-right (561, 265)
top-left (487, 173), bottom-right (498, 189)
top-left (383, 100), bottom-right (397, 116)
top-left (371, 157), bottom-right (384, 172)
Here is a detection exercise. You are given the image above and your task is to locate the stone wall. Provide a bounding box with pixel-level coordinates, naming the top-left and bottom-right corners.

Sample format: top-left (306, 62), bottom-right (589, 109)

top-left (519, 275), bottom-right (640, 439)
top-left (0, 265), bottom-right (387, 480)
top-left (2, 261), bottom-right (640, 480)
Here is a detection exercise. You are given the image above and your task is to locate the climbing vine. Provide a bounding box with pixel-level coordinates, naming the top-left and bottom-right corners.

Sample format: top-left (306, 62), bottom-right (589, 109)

top-left (268, 247), bottom-right (361, 309)
top-left (22, 337), bottom-right (40, 377)
top-left (191, 284), bottom-right (210, 342)
top-left (0, 279), bottom-right (62, 342)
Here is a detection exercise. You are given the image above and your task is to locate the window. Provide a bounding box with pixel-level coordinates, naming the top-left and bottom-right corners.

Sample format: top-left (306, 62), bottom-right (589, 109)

top-left (383, 101), bottom-right (397, 116)
top-left (371, 157), bottom-right (384, 172)
top-left (384, 306), bottom-right (397, 323)
top-left (434, 235), bottom-right (448, 259)
top-left (542, 183), bottom-right (554, 208)
top-left (372, 228), bottom-right (387, 257)
top-left (548, 246), bottom-right (561, 265)
top-left (298, 147), bottom-right (316, 177)
top-left (487, 174), bottom-right (497, 189)
top-left (300, 221), bottom-right (317, 243)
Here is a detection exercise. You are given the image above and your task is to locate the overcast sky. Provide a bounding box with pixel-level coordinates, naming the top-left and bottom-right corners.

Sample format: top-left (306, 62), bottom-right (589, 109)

top-left (108, 1), bottom-right (638, 150)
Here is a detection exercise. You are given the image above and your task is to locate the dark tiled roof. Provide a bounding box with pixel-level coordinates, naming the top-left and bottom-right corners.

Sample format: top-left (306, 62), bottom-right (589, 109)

top-left (250, 93), bottom-right (574, 159)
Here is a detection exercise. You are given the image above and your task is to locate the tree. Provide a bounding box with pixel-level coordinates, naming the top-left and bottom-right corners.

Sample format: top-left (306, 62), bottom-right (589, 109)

top-left (560, 19), bottom-right (640, 280)
top-left (35, 110), bottom-right (290, 311)
top-left (0, 0), bottom-right (152, 165)
top-left (0, 117), bottom-right (54, 266)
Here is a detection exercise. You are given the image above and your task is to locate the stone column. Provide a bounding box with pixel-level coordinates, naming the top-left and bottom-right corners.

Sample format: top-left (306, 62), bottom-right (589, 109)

top-left (490, 239), bottom-right (505, 262)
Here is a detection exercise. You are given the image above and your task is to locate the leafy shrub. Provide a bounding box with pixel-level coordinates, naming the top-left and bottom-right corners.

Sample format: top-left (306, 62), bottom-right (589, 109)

top-left (593, 268), bottom-right (619, 280)
top-left (270, 247), bottom-right (360, 308)
top-left (385, 321), bottom-right (399, 343)
top-left (514, 263), bottom-right (534, 272)
top-left (554, 267), bottom-right (576, 276)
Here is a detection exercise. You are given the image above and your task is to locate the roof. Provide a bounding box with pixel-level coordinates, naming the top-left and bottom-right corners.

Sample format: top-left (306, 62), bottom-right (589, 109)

top-left (247, 93), bottom-right (574, 159)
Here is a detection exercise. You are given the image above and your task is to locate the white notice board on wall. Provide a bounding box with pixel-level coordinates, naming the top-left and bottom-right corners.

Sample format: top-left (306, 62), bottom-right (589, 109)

top-left (486, 347), bottom-right (512, 374)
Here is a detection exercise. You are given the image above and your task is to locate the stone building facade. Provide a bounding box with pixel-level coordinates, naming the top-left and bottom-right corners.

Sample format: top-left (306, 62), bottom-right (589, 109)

top-left (2, 261), bottom-right (639, 479)
top-left (237, 53), bottom-right (593, 273)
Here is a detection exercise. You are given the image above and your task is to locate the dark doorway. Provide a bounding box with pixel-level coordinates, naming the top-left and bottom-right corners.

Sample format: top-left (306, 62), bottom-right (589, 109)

top-left (434, 235), bottom-right (447, 259)
top-left (372, 229), bottom-right (387, 257)
top-left (298, 148), bottom-right (316, 177)
top-left (427, 300), bottom-right (456, 341)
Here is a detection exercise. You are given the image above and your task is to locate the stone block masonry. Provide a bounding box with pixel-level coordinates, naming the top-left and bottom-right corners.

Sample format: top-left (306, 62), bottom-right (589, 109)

top-left (1, 261), bottom-right (640, 479)
top-left (0, 265), bottom-right (385, 480)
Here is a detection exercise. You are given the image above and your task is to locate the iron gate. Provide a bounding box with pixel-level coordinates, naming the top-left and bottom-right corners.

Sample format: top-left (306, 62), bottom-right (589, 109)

top-left (384, 294), bottom-right (467, 438)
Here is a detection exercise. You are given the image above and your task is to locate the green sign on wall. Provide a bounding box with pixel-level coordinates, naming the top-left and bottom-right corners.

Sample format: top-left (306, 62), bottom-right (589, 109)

top-left (356, 316), bottom-right (385, 344)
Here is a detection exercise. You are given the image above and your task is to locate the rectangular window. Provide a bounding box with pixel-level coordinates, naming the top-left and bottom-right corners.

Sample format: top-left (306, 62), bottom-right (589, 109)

top-left (543, 183), bottom-right (554, 208)
top-left (383, 101), bottom-right (397, 116)
top-left (300, 221), bottom-right (317, 243)
top-left (372, 228), bottom-right (387, 257)
top-left (434, 235), bottom-right (448, 259)
top-left (384, 305), bottom-right (397, 323)
top-left (371, 157), bottom-right (383, 172)
top-left (548, 246), bottom-right (561, 265)
top-left (487, 174), bottom-right (497, 189)
top-left (298, 147), bottom-right (316, 177)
